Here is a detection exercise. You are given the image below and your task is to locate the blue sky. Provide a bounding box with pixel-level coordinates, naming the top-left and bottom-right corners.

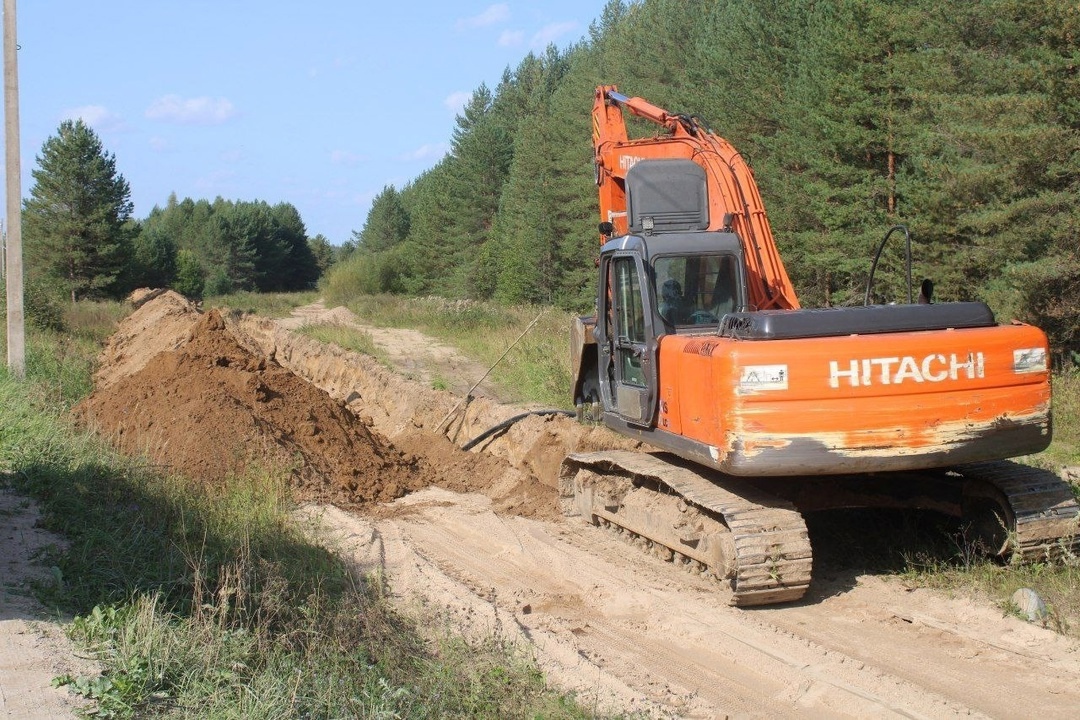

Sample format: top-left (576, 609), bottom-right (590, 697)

top-left (8, 1), bottom-right (611, 245)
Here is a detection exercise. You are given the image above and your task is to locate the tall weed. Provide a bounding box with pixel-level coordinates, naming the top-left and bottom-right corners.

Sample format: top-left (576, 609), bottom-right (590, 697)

top-left (207, 290), bottom-right (319, 318)
top-left (1048, 370), bottom-right (1079, 468)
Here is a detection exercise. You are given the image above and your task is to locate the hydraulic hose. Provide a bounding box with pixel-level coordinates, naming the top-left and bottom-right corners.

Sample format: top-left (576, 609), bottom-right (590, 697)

top-left (461, 409), bottom-right (575, 451)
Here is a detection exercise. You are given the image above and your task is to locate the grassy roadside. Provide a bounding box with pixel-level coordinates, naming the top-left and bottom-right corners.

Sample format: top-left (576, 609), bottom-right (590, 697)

top-left (1044, 370), bottom-right (1080, 471)
top-left (0, 302), bottom-right (611, 719)
top-left (204, 289), bottom-right (320, 319)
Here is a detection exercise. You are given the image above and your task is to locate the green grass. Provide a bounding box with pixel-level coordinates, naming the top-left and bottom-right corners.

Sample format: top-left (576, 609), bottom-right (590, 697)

top-left (297, 323), bottom-right (389, 365)
top-left (903, 555), bottom-right (1080, 635)
top-left (206, 289), bottom-right (320, 318)
top-left (0, 309), bottom-right (613, 720)
top-left (1045, 370), bottom-right (1080, 469)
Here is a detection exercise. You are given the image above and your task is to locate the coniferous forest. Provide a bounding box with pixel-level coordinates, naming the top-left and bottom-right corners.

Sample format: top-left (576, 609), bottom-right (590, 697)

top-left (329, 0), bottom-right (1080, 360)
top-left (14, 0), bottom-right (1078, 361)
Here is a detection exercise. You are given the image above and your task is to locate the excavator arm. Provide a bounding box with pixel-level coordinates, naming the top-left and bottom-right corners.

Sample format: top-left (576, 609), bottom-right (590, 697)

top-left (592, 85), bottom-right (799, 311)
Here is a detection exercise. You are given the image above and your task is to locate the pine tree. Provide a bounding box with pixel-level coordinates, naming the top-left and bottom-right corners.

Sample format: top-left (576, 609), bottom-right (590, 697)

top-left (23, 119), bottom-right (134, 301)
top-left (308, 234), bottom-right (335, 275)
top-left (356, 186), bottom-right (409, 253)
top-left (400, 163), bottom-right (454, 295)
top-left (173, 249), bottom-right (205, 300)
top-left (131, 225), bottom-right (178, 288)
top-left (442, 84), bottom-right (514, 295)
top-left (271, 202), bottom-right (320, 290)
top-left (136, 196), bottom-right (319, 293)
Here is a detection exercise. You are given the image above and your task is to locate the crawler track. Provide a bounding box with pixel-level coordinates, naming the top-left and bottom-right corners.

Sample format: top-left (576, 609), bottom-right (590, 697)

top-left (560, 450), bottom-right (812, 606)
top-left (560, 453), bottom-right (1080, 608)
top-left (955, 460), bottom-right (1080, 562)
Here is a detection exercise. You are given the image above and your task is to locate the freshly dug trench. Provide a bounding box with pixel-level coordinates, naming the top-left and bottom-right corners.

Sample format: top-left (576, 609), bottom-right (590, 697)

top-left (73, 294), bottom-right (567, 517)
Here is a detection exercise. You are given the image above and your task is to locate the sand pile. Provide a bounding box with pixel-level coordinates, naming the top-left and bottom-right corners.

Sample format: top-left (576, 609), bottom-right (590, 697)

top-left (74, 308), bottom-right (427, 507)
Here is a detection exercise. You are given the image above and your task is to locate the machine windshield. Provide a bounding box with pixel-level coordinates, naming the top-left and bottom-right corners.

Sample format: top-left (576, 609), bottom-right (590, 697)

top-left (654, 254), bottom-right (738, 326)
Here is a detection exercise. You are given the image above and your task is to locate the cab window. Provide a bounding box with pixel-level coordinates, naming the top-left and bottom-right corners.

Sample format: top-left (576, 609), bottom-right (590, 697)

top-left (653, 254), bottom-right (738, 326)
top-left (612, 257), bottom-right (646, 386)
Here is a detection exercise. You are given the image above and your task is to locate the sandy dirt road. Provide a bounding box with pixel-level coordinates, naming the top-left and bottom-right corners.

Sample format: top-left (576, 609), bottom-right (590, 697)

top-left (302, 489), bottom-right (1080, 719)
top-left (0, 484), bottom-right (95, 719)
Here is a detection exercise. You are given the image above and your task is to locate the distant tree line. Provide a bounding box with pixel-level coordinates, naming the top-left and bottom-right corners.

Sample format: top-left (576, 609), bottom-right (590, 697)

top-left (328, 0), bottom-right (1080, 358)
top-left (17, 119), bottom-right (332, 321)
top-left (137, 195), bottom-right (322, 298)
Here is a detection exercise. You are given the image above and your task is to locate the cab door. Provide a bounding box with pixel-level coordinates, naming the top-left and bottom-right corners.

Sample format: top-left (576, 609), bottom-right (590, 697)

top-left (597, 247), bottom-right (658, 426)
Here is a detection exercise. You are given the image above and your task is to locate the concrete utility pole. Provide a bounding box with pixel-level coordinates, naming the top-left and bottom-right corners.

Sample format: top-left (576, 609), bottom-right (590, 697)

top-left (3, 0), bottom-right (24, 377)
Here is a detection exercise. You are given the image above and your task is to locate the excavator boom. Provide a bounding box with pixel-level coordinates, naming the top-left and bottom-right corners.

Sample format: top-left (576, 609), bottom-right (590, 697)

top-left (592, 85), bottom-right (798, 311)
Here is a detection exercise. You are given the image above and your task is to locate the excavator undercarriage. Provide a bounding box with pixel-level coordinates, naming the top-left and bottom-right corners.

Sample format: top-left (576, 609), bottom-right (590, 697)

top-left (560, 452), bottom-right (1080, 606)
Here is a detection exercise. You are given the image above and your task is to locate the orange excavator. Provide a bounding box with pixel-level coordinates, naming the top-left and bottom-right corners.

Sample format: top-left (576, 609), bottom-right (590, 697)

top-left (561, 85), bottom-right (1079, 605)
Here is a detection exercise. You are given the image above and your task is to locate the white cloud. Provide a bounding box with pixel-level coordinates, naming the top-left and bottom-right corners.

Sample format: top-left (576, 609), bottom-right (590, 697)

top-left (457, 4), bottom-right (510, 30)
top-left (61, 105), bottom-right (125, 132)
top-left (498, 29), bottom-right (525, 47)
top-left (145, 95), bottom-right (237, 125)
top-left (531, 21), bottom-right (578, 47)
top-left (443, 91), bottom-right (471, 115)
top-left (148, 136), bottom-right (170, 152)
top-left (401, 143), bottom-right (448, 162)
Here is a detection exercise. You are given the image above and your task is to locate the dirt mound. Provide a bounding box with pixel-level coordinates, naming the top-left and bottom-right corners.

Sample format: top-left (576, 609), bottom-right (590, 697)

top-left (74, 309), bottom-right (427, 507)
top-left (74, 296), bottom-right (559, 516)
top-left (92, 289), bottom-right (200, 390)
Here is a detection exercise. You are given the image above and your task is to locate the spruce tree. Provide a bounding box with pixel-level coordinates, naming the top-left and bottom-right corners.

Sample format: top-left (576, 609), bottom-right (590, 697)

top-left (443, 84), bottom-right (514, 296)
top-left (270, 202), bottom-right (320, 290)
top-left (23, 119), bottom-right (134, 301)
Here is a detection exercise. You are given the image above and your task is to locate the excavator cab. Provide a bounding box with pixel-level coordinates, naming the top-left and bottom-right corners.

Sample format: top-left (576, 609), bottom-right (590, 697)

top-left (572, 155), bottom-right (748, 411)
top-left (593, 232), bottom-right (749, 427)
top-left (579, 154), bottom-right (750, 422)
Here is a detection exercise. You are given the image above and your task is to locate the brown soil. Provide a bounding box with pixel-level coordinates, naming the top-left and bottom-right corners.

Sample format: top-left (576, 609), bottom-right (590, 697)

top-left (73, 292), bottom-right (555, 516)
top-left (75, 305), bottom-right (425, 506)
